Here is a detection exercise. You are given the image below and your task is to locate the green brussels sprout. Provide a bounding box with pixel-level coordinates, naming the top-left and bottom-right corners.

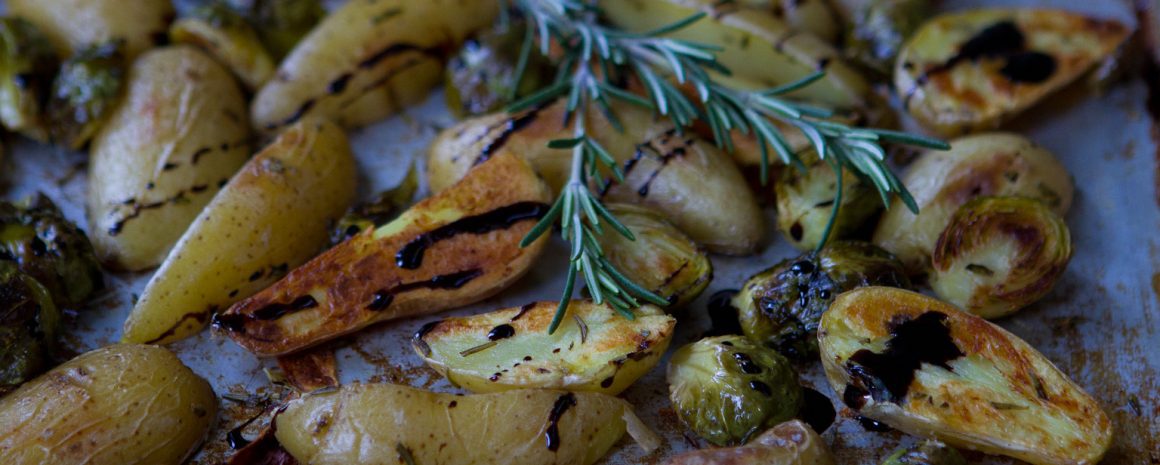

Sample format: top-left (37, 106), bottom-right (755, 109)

top-left (667, 335), bottom-right (803, 446)
top-left (444, 22), bottom-right (551, 118)
top-left (597, 203), bottom-right (712, 309)
top-left (734, 241), bottom-right (909, 358)
top-left (330, 164), bottom-right (419, 245)
top-left (930, 196), bottom-right (1072, 319)
top-left (0, 17), bottom-right (58, 141)
top-left (242, 0), bottom-right (324, 60)
top-left (47, 40), bottom-right (126, 150)
top-left (0, 261), bottom-right (60, 394)
top-left (882, 440), bottom-right (967, 465)
top-left (0, 195), bottom-right (104, 308)
top-left (170, 2), bottom-right (275, 91)
top-left (845, 0), bottom-right (930, 76)
top-left (775, 156), bottom-right (881, 251)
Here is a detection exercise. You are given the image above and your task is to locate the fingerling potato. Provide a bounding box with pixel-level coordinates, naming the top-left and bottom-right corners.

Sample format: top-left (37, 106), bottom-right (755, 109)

top-left (0, 344), bottom-right (216, 465)
top-left (87, 46), bottom-right (251, 271)
top-left (8, 0), bottom-right (174, 59)
top-left (170, 3), bottom-right (276, 91)
top-left (598, 203), bottom-right (712, 308)
top-left (123, 120), bottom-right (357, 345)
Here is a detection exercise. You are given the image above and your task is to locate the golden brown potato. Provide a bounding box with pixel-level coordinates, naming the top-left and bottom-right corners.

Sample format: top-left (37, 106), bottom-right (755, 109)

top-left (819, 287), bottom-right (1112, 465)
top-left (216, 151), bottom-right (552, 356)
top-left (414, 300), bottom-right (675, 395)
top-left (598, 204), bottom-right (712, 308)
top-left (872, 133), bottom-right (1073, 274)
top-left (896, 8), bottom-right (1129, 136)
top-left (775, 158), bottom-right (880, 251)
top-left (275, 383), bottom-right (658, 465)
top-left (250, 0), bottom-right (499, 134)
top-left (664, 420), bottom-right (835, 465)
top-left (0, 344), bottom-right (216, 465)
top-left (87, 46), bottom-right (251, 271)
top-left (123, 120), bottom-right (357, 345)
top-left (8, 0), bottom-right (174, 59)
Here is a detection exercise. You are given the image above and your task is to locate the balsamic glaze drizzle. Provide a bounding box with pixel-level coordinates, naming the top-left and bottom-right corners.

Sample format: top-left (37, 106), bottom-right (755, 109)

top-left (368, 269), bottom-right (484, 311)
top-left (545, 393), bottom-right (577, 451)
top-left (843, 311), bottom-right (964, 410)
top-left (395, 202), bottom-right (550, 269)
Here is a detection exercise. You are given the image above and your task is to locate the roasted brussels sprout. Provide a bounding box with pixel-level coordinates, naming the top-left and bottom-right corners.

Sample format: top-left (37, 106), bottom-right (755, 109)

top-left (882, 440), bottom-right (967, 465)
top-left (668, 335), bottom-right (803, 446)
top-left (47, 40), bottom-right (126, 150)
top-left (0, 261), bottom-right (59, 394)
top-left (0, 17), bottom-right (57, 141)
top-left (844, 0), bottom-right (929, 76)
top-left (243, 0), bottom-right (324, 60)
top-left (330, 163), bottom-right (418, 245)
top-left (597, 203), bottom-right (712, 309)
top-left (930, 196), bottom-right (1071, 319)
top-left (170, 2), bottom-right (275, 91)
top-left (775, 158), bottom-right (881, 251)
top-left (445, 22), bottom-right (550, 118)
top-left (0, 195), bottom-right (103, 308)
top-left (734, 241), bottom-right (909, 358)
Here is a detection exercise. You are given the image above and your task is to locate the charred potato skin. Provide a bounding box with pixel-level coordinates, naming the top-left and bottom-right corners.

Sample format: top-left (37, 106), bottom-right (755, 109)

top-left (0, 262), bottom-right (59, 394)
top-left (598, 204), bottom-right (712, 308)
top-left (87, 46), bottom-right (252, 271)
top-left (0, 344), bottom-right (217, 465)
top-left (872, 133), bottom-right (1073, 274)
top-left (819, 287), bottom-right (1112, 465)
top-left (217, 151), bottom-right (552, 357)
top-left (7, 0), bottom-right (175, 60)
top-left (0, 195), bottom-right (103, 309)
top-left (123, 120), bottom-right (358, 345)
top-left (775, 159), bottom-right (881, 251)
top-left (414, 301), bottom-right (675, 395)
top-left (664, 419), bottom-right (835, 465)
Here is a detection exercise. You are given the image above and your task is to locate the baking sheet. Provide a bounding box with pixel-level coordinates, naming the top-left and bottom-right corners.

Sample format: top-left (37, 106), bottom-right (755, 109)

top-left (1, 0), bottom-right (1157, 463)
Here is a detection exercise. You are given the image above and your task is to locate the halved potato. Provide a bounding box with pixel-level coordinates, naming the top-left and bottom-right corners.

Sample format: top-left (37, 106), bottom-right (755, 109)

top-left (275, 383), bottom-right (659, 465)
top-left (896, 8), bottom-right (1129, 136)
top-left (598, 203), bottom-right (712, 308)
top-left (872, 133), bottom-right (1073, 274)
top-left (122, 120), bottom-right (357, 345)
top-left (413, 300), bottom-right (675, 395)
top-left (169, 5), bottom-right (276, 91)
top-left (818, 287), bottom-right (1112, 465)
top-left (664, 420), bottom-right (835, 465)
top-left (216, 151), bottom-right (552, 356)
top-left (8, 0), bottom-right (174, 59)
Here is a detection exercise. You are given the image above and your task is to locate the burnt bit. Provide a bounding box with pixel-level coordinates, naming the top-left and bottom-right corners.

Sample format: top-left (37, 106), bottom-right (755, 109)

top-left (545, 393), bottom-right (577, 451)
top-left (396, 202), bottom-right (550, 269)
top-left (843, 311), bottom-right (964, 409)
top-left (367, 269), bottom-right (484, 311)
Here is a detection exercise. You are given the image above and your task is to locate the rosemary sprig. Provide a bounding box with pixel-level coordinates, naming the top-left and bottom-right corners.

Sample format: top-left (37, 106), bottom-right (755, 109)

top-left (508, 0), bottom-right (948, 333)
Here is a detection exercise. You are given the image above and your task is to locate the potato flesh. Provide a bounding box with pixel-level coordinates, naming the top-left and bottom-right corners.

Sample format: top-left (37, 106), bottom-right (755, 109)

top-left (0, 344), bottom-right (216, 465)
top-left (276, 383), bottom-right (635, 465)
top-left (8, 0), bottom-right (174, 59)
top-left (123, 120), bottom-right (358, 345)
top-left (87, 46), bottom-right (251, 271)
top-left (599, 203), bottom-right (712, 308)
top-left (818, 287), bottom-right (1112, 465)
top-left (416, 301), bottom-right (675, 394)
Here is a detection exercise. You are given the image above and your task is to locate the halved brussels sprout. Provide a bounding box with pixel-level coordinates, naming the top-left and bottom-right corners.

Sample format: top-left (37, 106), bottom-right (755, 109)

top-left (170, 2), bottom-right (275, 91)
top-left (930, 196), bottom-right (1071, 319)
top-left (882, 439), bottom-right (966, 465)
top-left (775, 157), bottom-right (881, 251)
top-left (598, 203), bottom-right (711, 309)
top-left (0, 261), bottom-right (59, 394)
top-left (47, 40), bottom-right (126, 150)
top-left (246, 0), bottom-right (324, 60)
top-left (0, 17), bottom-right (57, 141)
top-left (665, 419), bottom-right (835, 465)
top-left (844, 0), bottom-right (930, 76)
top-left (734, 241), bottom-right (909, 358)
top-left (0, 195), bottom-right (103, 308)
top-left (444, 21), bottom-right (550, 118)
top-left (668, 335), bottom-right (803, 446)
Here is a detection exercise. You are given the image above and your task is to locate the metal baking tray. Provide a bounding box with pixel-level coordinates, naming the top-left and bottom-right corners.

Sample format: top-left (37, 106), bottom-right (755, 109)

top-left (1, 0), bottom-right (1156, 463)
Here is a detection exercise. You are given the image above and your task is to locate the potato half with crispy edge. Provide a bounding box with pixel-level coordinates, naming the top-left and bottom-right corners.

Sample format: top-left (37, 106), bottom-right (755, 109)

top-left (896, 8), bottom-right (1129, 137)
top-left (413, 301), bottom-right (675, 395)
top-left (663, 420), bottom-right (835, 465)
top-left (8, 0), bottom-right (174, 60)
top-left (122, 120), bottom-right (357, 345)
top-left (872, 132), bottom-right (1073, 274)
top-left (215, 151), bottom-right (552, 357)
top-left (275, 383), bottom-right (660, 465)
top-left (251, 0), bottom-right (499, 134)
top-left (819, 287), bottom-right (1112, 465)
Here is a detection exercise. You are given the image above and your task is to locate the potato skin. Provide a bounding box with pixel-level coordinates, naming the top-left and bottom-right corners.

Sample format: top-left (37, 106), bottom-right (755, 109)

top-left (123, 120), bottom-right (357, 345)
top-left (251, 0), bottom-right (499, 134)
top-left (872, 133), bottom-right (1072, 274)
top-left (87, 46), bottom-right (251, 271)
top-left (0, 344), bottom-right (216, 465)
top-left (276, 383), bottom-right (633, 465)
top-left (8, 0), bottom-right (174, 59)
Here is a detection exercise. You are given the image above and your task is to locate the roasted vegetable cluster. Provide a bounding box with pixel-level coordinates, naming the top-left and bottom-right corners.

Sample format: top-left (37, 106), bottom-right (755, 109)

top-left (0, 261), bottom-right (59, 394)
top-left (0, 195), bottom-right (103, 308)
top-left (46, 40), bottom-right (126, 150)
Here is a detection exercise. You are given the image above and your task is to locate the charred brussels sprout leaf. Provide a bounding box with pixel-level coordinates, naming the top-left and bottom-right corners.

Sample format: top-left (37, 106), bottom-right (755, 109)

top-left (0, 17), bottom-right (57, 141)
top-left (246, 0), bottom-right (324, 60)
top-left (930, 196), bottom-right (1072, 319)
top-left (734, 241), bottom-right (909, 358)
top-left (597, 203), bottom-right (712, 309)
top-left (882, 440), bottom-right (967, 465)
top-left (845, 0), bottom-right (929, 76)
top-left (775, 158), bottom-right (881, 251)
top-left (0, 261), bottom-right (60, 394)
top-left (0, 195), bottom-right (103, 308)
top-left (47, 40), bottom-right (126, 150)
top-left (667, 335), bottom-right (803, 446)
top-left (170, 2), bottom-right (275, 91)
top-left (330, 163), bottom-right (418, 245)
top-left (445, 22), bottom-right (550, 118)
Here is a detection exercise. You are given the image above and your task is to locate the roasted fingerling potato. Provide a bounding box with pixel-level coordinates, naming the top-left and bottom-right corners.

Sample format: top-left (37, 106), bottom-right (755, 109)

top-left (47, 40), bottom-right (126, 150)
top-left (0, 17), bottom-right (57, 142)
top-left (598, 203), bottom-right (712, 308)
top-left (414, 300), bottom-right (675, 395)
top-left (217, 151), bottom-right (552, 357)
top-left (87, 46), bottom-right (252, 271)
top-left (0, 344), bottom-right (217, 465)
top-left (664, 419), bottom-right (836, 465)
top-left (123, 120), bottom-right (358, 345)
top-left (775, 156), bottom-right (881, 251)
top-left (7, 0), bottom-right (175, 60)
top-left (170, 2), bottom-right (276, 91)
top-left (819, 287), bottom-right (1112, 465)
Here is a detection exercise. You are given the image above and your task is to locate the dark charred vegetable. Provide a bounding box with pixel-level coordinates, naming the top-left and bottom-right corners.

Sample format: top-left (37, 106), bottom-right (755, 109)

top-left (667, 335), bottom-right (803, 446)
top-left (882, 440), bottom-right (967, 465)
top-left (0, 261), bottom-right (59, 394)
top-left (775, 158), bottom-right (881, 251)
top-left (0, 17), bottom-right (58, 141)
top-left (0, 195), bottom-right (103, 308)
top-left (734, 241), bottom-right (909, 358)
top-left (47, 40), bottom-right (126, 150)
top-left (444, 21), bottom-right (550, 118)
top-left (845, 0), bottom-right (930, 76)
